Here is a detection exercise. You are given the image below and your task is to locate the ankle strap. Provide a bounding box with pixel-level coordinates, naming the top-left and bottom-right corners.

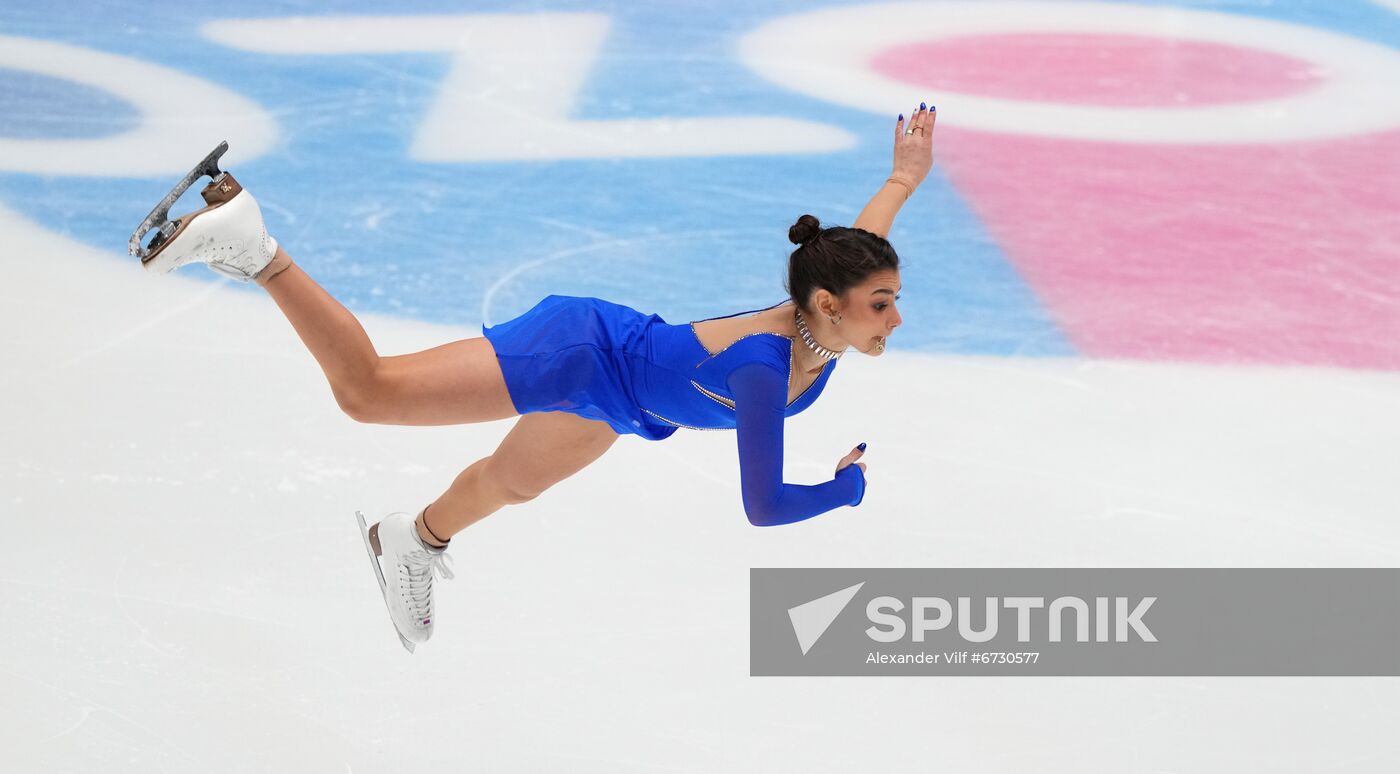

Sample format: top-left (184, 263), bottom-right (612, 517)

top-left (420, 504), bottom-right (451, 546)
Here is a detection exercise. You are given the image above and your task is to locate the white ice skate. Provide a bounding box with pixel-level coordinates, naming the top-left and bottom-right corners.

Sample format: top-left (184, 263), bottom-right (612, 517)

top-left (355, 510), bottom-right (456, 653)
top-left (128, 140), bottom-right (279, 282)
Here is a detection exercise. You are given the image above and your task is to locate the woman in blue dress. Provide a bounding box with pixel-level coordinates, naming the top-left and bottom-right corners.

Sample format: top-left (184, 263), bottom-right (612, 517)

top-left (132, 104), bottom-right (936, 650)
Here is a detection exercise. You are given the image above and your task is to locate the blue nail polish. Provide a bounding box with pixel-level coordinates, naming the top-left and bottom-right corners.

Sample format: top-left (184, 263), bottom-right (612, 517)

top-left (931, 105), bottom-right (936, 112)
top-left (920, 102), bottom-right (926, 110)
top-left (898, 113), bottom-right (903, 121)
top-left (858, 442), bottom-right (867, 451)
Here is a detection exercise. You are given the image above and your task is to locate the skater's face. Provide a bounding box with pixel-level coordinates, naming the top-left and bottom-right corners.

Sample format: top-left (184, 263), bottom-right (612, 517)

top-left (844, 270), bottom-right (901, 356)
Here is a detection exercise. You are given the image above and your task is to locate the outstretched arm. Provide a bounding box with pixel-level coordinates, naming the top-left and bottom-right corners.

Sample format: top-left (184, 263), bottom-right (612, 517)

top-left (729, 361), bottom-right (865, 526)
top-left (853, 104), bottom-right (936, 238)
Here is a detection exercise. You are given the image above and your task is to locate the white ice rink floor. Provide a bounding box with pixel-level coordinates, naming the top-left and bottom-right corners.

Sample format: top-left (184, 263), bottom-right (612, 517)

top-left (4, 185), bottom-right (1400, 772)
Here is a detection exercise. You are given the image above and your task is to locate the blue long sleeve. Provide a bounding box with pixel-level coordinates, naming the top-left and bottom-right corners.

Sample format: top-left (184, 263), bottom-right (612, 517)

top-left (727, 360), bottom-right (865, 526)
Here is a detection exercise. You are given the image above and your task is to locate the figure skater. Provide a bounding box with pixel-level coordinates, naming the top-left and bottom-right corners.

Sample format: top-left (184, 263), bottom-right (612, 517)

top-left (129, 104), bottom-right (936, 652)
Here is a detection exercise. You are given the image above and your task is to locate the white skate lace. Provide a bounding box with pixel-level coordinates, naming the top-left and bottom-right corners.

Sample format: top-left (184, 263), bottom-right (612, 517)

top-left (399, 548), bottom-right (455, 625)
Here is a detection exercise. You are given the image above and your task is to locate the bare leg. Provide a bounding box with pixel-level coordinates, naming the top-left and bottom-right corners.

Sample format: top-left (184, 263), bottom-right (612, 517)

top-left (413, 411), bottom-right (620, 545)
top-left (258, 246), bottom-right (518, 425)
top-left (259, 248), bottom-right (379, 413)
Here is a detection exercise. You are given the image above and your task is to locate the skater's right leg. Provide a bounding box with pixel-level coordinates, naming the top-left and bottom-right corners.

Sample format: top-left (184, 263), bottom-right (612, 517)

top-left (259, 249), bottom-right (519, 426)
top-left (134, 150), bottom-right (517, 427)
top-left (258, 251), bottom-right (378, 415)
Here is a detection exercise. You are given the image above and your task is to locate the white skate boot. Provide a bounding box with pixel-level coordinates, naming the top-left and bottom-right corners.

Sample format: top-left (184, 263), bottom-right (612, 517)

top-left (355, 510), bottom-right (456, 653)
top-left (128, 140), bottom-right (279, 282)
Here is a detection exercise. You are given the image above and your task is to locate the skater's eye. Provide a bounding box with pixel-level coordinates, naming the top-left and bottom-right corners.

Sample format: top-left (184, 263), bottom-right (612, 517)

top-left (875, 294), bottom-right (901, 311)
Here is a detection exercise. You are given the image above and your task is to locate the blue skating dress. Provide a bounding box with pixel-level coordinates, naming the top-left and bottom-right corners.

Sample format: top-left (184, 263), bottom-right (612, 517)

top-left (482, 294), bottom-right (865, 525)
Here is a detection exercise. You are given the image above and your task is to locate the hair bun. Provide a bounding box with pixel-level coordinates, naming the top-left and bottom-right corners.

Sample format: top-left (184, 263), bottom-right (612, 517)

top-left (788, 214), bottom-right (822, 246)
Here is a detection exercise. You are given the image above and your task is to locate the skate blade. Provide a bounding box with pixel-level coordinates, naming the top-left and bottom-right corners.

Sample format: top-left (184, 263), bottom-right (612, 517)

top-left (128, 140), bottom-right (230, 262)
top-left (355, 509), bottom-right (417, 654)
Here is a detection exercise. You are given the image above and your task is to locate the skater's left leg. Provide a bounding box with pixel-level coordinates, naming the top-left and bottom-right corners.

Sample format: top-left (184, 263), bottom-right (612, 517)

top-left (356, 411), bottom-right (616, 649)
top-left (414, 411), bottom-right (621, 545)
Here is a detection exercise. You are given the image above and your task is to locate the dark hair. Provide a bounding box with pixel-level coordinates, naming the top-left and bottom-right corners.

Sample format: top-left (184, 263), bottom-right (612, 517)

top-left (785, 214), bottom-right (900, 313)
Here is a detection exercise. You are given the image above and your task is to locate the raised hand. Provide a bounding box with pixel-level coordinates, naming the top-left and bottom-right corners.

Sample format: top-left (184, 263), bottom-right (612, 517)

top-left (892, 103), bottom-right (936, 191)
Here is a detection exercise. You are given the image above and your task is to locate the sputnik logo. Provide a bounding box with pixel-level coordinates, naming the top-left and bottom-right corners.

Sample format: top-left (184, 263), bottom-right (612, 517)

top-left (787, 582), bottom-right (865, 655)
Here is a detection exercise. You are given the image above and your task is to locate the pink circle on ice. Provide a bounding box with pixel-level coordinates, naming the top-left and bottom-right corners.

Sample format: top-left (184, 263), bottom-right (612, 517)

top-left (870, 34), bottom-right (1323, 106)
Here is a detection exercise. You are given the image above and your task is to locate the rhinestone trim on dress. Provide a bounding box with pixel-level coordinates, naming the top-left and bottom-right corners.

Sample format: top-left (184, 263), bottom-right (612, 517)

top-left (640, 407), bottom-right (726, 432)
